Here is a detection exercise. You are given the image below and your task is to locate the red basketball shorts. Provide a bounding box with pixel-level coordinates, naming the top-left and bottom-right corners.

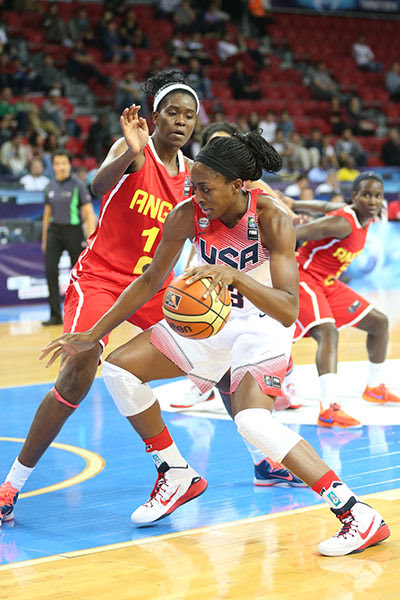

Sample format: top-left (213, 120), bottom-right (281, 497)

top-left (63, 273), bottom-right (165, 347)
top-left (293, 269), bottom-right (374, 342)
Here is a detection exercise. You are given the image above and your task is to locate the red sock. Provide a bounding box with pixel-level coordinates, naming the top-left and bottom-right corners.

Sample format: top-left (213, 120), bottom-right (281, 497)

top-left (312, 469), bottom-right (341, 496)
top-left (144, 427), bottom-right (173, 453)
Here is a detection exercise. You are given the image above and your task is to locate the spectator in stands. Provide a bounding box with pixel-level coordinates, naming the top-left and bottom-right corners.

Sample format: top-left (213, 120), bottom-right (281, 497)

top-left (34, 55), bottom-right (65, 95)
top-left (284, 174), bottom-right (313, 200)
top-left (40, 89), bottom-right (65, 134)
top-left (172, 0), bottom-right (197, 33)
top-left (42, 2), bottom-right (71, 46)
top-left (42, 132), bottom-right (60, 178)
top-left (335, 127), bottom-right (366, 167)
top-left (184, 31), bottom-right (212, 64)
top-left (272, 127), bottom-right (291, 167)
top-left (0, 114), bottom-right (15, 148)
top-left (287, 131), bottom-right (319, 171)
top-left (228, 59), bottom-right (262, 100)
top-left (315, 169), bottom-right (341, 197)
top-left (41, 150), bottom-right (96, 326)
top-left (328, 96), bottom-right (347, 135)
top-left (0, 132), bottom-right (30, 175)
top-left (67, 40), bottom-right (110, 88)
top-left (102, 21), bottom-right (134, 63)
top-left (278, 109), bottom-right (295, 138)
top-left (236, 113), bottom-right (250, 133)
top-left (310, 62), bottom-right (340, 101)
top-left (129, 27), bottom-right (149, 50)
top-left (27, 103), bottom-right (60, 137)
top-left (381, 128), bottom-right (400, 166)
top-left (307, 155), bottom-right (331, 185)
top-left (352, 34), bottom-right (382, 72)
top-left (19, 157), bottom-right (50, 191)
top-left (85, 113), bottom-right (114, 162)
top-left (166, 31), bottom-right (190, 63)
top-left (155, 0), bottom-right (182, 20)
top-left (115, 72), bottom-right (146, 115)
top-left (247, 110), bottom-right (260, 131)
top-left (259, 110), bottom-right (277, 142)
top-left (145, 56), bottom-right (163, 80)
top-left (0, 87), bottom-right (17, 120)
top-left (9, 58), bottom-right (32, 95)
top-left (185, 58), bottom-right (212, 100)
top-left (321, 133), bottom-right (339, 169)
top-left (336, 155), bottom-right (360, 182)
top-left (217, 31), bottom-right (244, 63)
top-left (385, 62), bottom-right (400, 102)
top-left (67, 7), bottom-right (95, 46)
top-left (346, 95), bottom-right (376, 137)
top-left (201, 1), bottom-right (229, 35)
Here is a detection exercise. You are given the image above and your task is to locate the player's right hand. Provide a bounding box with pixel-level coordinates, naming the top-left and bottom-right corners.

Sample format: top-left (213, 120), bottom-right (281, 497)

top-left (39, 331), bottom-right (99, 369)
top-left (120, 104), bottom-right (149, 156)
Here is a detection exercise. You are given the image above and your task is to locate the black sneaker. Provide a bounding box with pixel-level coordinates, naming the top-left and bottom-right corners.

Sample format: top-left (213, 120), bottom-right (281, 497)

top-left (42, 317), bottom-right (63, 326)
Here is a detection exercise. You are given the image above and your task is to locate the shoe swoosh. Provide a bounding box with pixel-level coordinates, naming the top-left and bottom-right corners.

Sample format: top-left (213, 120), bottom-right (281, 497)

top-left (259, 313), bottom-right (266, 318)
top-left (160, 486), bottom-right (180, 507)
top-left (359, 518), bottom-right (375, 540)
top-left (319, 416), bottom-right (333, 423)
top-left (270, 470), bottom-right (293, 481)
top-left (366, 391), bottom-right (383, 400)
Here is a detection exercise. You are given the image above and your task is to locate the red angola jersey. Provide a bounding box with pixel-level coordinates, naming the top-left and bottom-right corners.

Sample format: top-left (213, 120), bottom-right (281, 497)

top-left (296, 205), bottom-right (370, 287)
top-left (192, 188), bottom-right (272, 316)
top-left (71, 137), bottom-right (192, 288)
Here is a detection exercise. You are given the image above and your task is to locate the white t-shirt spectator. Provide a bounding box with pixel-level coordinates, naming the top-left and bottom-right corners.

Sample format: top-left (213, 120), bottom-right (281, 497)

top-left (20, 173), bottom-right (50, 191)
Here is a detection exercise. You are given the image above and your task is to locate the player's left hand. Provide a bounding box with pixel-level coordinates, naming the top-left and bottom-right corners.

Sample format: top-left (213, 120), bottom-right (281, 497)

top-left (40, 331), bottom-right (100, 369)
top-left (182, 265), bottom-right (235, 299)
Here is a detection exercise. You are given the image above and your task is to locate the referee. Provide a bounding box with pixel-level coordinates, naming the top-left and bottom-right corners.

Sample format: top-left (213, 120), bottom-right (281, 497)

top-left (41, 150), bottom-right (96, 326)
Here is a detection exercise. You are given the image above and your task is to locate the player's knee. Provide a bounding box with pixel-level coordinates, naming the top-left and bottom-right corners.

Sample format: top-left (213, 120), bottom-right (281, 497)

top-left (311, 323), bottom-right (338, 346)
top-left (234, 408), bottom-right (302, 463)
top-left (368, 309), bottom-right (389, 335)
top-left (102, 360), bottom-right (156, 417)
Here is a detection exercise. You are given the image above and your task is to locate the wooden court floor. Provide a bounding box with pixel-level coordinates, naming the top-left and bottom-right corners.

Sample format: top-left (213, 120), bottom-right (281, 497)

top-left (0, 290), bottom-right (399, 600)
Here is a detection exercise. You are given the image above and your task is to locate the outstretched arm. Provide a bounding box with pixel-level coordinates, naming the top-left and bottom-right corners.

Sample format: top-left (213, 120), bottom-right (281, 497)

top-left (91, 104), bottom-right (148, 197)
top-left (295, 214), bottom-right (352, 244)
top-left (40, 201), bottom-right (195, 366)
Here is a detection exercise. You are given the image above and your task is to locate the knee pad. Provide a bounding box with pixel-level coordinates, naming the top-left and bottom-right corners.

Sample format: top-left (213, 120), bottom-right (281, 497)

top-left (102, 361), bottom-right (156, 417)
top-left (234, 408), bottom-right (302, 463)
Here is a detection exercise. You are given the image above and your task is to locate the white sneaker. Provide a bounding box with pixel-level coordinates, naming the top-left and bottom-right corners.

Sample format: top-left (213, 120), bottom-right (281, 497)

top-left (131, 465), bottom-right (208, 525)
top-left (170, 385), bottom-right (215, 409)
top-left (318, 498), bottom-right (390, 556)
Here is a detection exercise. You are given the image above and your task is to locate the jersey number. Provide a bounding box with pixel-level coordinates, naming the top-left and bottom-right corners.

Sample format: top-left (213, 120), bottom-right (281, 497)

top-left (133, 227), bottom-right (160, 275)
top-left (228, 284), bottom-right (244, 308)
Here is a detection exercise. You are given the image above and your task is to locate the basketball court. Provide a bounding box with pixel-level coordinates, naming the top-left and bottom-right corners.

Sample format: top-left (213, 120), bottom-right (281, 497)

top-left (0, 284), bottom-right (399, 599)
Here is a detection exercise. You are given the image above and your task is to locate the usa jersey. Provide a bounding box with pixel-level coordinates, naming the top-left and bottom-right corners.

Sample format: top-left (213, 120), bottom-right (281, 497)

top-left (192, 188), bottom-right (272, 316)
top-left (72, 137), bottom-right (192, 288)
top-left (297, 206), bottom-right (370, 287)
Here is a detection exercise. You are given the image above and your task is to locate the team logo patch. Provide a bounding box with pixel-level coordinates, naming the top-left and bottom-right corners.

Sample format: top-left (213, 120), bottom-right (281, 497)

top-left (164, 291), bottom-right (182, 310)
top-left (184, 175), bottom-right (191, 197)
top-left (327, 491), bottom-right (341, 506)
top-left (247, 216), bottom-right (258, 240)
top-left (198, 217), bottom-right (209, 229)
top-left (347, 300), bottom-right (361, 314)
top-left (264, 375), bottom-right (281, 389)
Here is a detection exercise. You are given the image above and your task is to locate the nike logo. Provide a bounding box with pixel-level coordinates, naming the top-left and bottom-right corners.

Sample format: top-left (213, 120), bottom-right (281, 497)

top-left (319, 416), bottom-right (333, 423)
top-left (359, 518), bottom-right (375, 540)
top-left (259, 313), bottom-right (266, 318)
top-left (270, 470), bottom-right (294, 481)
top-left (160, 486), bottom-right (180, 507)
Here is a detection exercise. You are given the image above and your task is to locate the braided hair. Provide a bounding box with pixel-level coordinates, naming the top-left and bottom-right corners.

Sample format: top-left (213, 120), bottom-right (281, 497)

top-left (195, 129), bottom-right (283, 181)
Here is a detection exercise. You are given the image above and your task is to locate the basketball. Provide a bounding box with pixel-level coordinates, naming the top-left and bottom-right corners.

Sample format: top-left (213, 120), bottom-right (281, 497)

top-left (162, 276), bottom-right (232, 339)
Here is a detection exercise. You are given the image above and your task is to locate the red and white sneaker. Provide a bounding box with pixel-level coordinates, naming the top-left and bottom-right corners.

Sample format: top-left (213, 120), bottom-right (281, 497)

top-left (318, 402), bottom-right (362, 429)
top-left (131, 466), bottom-right (207, 525)
top-left (362, 384), bottom-right (400, 405)
top-left (170, 386), bottom-right (216, 409)
top-left (0, 482), bottom-right (19, 526)
top-left (318, 498), bottom-right (390, 556)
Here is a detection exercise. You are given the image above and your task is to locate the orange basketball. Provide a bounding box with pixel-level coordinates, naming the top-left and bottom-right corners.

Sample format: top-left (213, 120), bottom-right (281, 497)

top-left (162, 276), bottom-right (232, 339)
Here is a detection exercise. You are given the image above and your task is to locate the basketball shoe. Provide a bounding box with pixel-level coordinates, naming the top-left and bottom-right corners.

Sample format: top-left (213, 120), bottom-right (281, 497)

top-left (131, 465), bottom-right (207, 525)
top-left (318, 497), bottom-right (390, 556)
top-left (318, 402), bottom-right (362, 429)
top-left (0, 482), bottom-right (19, 526)
top-left (254, 458), bottom-right (307, 487)
top-left (170, 386), bottom-right (216, 409)
top-left (362, 384), bottom-right (400, 405)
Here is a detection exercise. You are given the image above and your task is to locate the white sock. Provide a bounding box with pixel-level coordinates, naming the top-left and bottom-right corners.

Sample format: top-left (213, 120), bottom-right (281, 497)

top-left (367, 361), bottom-right (384, 387)
top-left (284, 368), bottom-right (296, 387)
top-left (243, 438), bottom-right (265, 465)
top-left (319, 373), bottom-right (338, 409)
top-left (150, 442), bottom-right (187, 471)
top-left (6, 458), bottom-right (34, 491)
top-left (321, 480), bottom-right (357, 510)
